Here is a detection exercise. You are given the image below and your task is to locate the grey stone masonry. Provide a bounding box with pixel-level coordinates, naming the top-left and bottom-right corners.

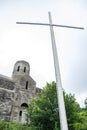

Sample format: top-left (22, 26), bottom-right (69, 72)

top-left (0, 60), bottom-right (41, 123)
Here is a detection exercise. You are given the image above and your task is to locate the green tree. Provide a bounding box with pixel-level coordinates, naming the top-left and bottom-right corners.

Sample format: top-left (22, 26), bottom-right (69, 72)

top-left (64, 93), bottom-right (80, 129)
top-left (26, 82), bottom-right (81, 130)
top-left (84, 98), bottom-right (87, 109)
top-left (74, 109), bottom-right (87, 130)
top-left (27, 82), bottom-right (59, 130)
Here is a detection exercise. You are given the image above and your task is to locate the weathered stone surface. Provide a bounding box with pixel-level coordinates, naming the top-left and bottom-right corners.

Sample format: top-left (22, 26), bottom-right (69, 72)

top-left (0, 77), bottom-right (15, 90)
top-left (0, 89), bottom-right (14, 121)
top-left (0, 89), bottom-right (14, 101)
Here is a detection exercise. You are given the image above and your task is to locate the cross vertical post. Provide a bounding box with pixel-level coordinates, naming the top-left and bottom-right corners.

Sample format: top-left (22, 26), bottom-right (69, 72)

top-left (48, 12), bottom-right (68, 130)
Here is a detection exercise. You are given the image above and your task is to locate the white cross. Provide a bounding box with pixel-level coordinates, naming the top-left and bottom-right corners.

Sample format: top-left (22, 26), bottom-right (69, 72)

top-left (16, 12), bottom-right (84, 130)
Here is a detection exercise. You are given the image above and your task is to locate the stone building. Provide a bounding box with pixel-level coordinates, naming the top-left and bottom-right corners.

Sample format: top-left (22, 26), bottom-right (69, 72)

top-left (0, 60), bottom-right (41, 123)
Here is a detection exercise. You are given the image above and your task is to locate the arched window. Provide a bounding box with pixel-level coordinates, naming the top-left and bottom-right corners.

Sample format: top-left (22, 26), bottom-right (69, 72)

top-left (26, 81), bottom-right (28, 89)
top-left (24, 67), bottom-right (26, 72)
top-left (17, 66), bottom-right (20, 72)
top-left (21, 103), bottom-right (28, 108)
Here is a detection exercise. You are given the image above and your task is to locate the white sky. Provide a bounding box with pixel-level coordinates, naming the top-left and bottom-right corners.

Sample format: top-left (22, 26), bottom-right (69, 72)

top-left (0, 0), bottom-right (87, 107)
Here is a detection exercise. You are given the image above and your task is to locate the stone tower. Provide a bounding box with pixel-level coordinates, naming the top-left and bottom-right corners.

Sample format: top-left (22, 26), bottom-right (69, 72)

top-left (0, 60), bottom-right (41, 123)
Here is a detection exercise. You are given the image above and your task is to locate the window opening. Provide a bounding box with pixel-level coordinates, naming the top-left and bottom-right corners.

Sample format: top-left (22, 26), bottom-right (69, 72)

top-left (19, 111), bottom-right (22, 116)
top-left (26, 81), bottom-right (28, 89)
top-left (24, 67), bottom-right (26, 72)
top-left (19, 110), bottom-right (22, 121)
top-left (21, 103), bottom-right (28, 108)
top-left (17, 66), bottom-right (20, 72)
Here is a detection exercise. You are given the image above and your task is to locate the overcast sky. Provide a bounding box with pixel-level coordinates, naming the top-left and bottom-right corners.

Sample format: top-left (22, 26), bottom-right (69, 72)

top-left (0, 0), bottom-right (87, 107)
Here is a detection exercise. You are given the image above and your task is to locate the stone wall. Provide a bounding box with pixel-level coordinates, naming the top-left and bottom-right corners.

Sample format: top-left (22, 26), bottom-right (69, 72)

top-left (0, 77), bottom-right (15, 90)
top-left (0, 89), bottom-right (14, 121)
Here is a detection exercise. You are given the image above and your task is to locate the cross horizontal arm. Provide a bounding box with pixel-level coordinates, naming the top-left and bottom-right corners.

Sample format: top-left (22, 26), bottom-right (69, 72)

top-left (16, 22), bottom-right (84, 30)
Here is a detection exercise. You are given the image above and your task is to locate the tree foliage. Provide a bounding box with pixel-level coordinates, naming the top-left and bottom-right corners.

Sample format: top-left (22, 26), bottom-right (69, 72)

top-left (26, 82), bottom-right (82, 130)
top-left (84, 98), bottom-right (87, 109)
top-left (27, 82), bottom-right (59, 130)
top-left (0, 121), bottom-right (38, 130)
top-left (64, 93), bottom-right (80, 129)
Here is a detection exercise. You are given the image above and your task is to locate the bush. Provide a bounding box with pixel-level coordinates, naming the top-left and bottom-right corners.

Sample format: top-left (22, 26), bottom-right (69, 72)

top-left (0, 120), bottom-right (39, 130)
